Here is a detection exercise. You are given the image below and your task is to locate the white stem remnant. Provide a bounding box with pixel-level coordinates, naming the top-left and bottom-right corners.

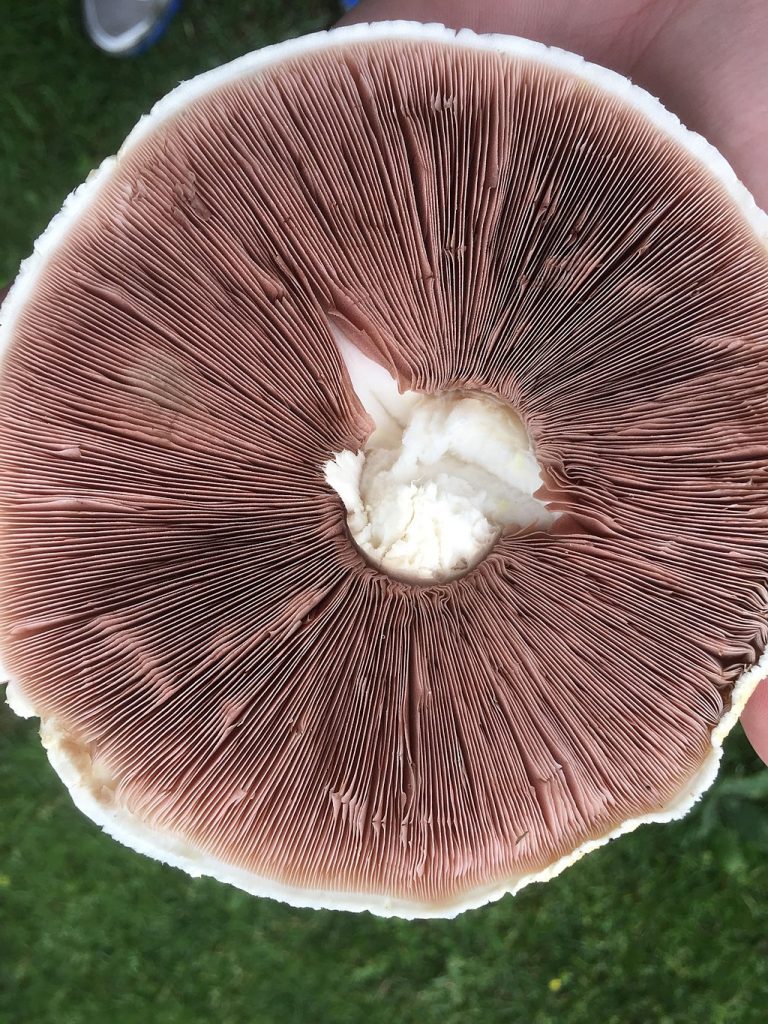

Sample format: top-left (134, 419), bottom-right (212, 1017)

top-left (324, 331), bottom-right (557, 582)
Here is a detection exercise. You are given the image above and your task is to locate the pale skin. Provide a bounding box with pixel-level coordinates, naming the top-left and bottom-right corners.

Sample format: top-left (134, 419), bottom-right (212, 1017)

top-left (340, 0), bottom-right (768, 764)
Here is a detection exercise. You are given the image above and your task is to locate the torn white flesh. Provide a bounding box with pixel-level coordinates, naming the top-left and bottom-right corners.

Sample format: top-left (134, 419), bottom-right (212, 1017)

top-left (324, 330), bottom-right (558, 582)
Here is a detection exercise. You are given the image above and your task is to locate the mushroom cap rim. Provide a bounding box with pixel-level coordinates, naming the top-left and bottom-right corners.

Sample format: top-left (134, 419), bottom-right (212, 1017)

top-left (1, 19), bottom-right (767, 918)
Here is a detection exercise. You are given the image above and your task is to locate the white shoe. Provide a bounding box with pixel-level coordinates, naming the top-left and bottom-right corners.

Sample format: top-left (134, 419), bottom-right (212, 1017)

top-left (82, 0), bottom-right (182, 56)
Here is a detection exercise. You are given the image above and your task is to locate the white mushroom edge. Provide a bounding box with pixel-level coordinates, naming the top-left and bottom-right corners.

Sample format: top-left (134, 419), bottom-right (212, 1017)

top-left (1, 20), bottom-right (767, 919)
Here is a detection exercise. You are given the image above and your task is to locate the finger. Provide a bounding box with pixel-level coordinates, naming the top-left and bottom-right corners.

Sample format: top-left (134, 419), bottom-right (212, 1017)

top-left (336, 0), bottom-right (651, 68)
top-left (741, 677), bottom-right (768, 766)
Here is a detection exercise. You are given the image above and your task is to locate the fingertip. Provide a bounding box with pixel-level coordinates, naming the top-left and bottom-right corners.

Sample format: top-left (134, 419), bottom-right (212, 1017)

top-left (741, 677), bottom-right (768, 766)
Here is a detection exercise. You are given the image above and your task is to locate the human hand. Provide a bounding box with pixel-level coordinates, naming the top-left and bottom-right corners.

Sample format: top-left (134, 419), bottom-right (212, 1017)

top-left (339, 0), bottom-right (768, 764)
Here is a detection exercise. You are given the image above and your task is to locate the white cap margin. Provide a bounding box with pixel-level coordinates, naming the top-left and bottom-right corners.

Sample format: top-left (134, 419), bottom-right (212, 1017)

top-left (2, 21), bottom-right (767, 918)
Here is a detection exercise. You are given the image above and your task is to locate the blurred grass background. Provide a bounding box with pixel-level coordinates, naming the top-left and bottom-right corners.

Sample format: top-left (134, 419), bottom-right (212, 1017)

top-left (1, 3), bottom-right (768, 1023)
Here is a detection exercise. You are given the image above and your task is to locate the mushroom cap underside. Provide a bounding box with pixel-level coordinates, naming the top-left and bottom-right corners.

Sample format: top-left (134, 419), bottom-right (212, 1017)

top-left (1, 22), bottom-right (767, 917)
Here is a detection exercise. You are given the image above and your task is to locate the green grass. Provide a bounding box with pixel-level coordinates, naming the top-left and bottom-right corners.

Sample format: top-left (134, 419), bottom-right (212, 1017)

top-left (2, 4), bottom-right (768, 1023)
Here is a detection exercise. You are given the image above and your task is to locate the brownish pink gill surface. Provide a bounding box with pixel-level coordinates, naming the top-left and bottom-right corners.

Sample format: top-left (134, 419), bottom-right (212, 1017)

top-left (1, 37), bottom-right (767, 909)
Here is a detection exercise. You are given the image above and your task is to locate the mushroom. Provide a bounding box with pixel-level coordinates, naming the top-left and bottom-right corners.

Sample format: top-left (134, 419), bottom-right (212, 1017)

top-left (1, 22), bottom-right (767, 919)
